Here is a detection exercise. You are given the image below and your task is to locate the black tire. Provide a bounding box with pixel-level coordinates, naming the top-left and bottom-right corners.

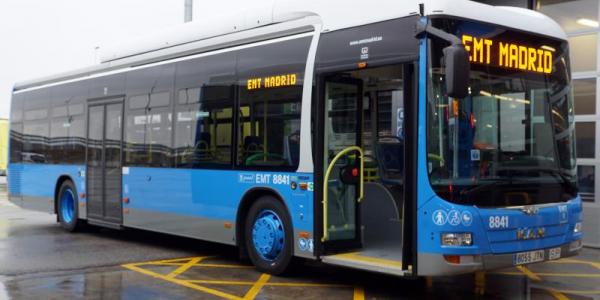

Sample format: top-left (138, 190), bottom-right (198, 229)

top-left (245, 196), bottom-right (294, 275)
top-left (57, 180), bottom-right (81, 232)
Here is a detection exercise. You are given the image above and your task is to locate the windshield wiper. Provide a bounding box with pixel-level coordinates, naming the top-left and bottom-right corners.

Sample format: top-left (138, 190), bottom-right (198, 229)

top-left (459, 178), bottom-right (513, 199)
top-left (528, 168), bottom-right (577, 192)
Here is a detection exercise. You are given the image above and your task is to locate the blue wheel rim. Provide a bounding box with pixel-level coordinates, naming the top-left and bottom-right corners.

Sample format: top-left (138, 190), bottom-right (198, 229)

top-left (60, 187), bottom-right (75, 224)
top-left (252, 210), bottom-right (285, 261)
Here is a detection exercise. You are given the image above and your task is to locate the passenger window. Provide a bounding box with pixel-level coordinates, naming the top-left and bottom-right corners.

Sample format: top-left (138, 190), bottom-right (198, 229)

top-left (10, 94), bottom-right (24, 163)
top-left (22, 90), bottom-right (50, 163)
top-left (49, 83), bottom-right (86, 165)
top-left (236, 37), bottom-right (311, 168)
top-left (23, 120), bottom-right (49, 163)
top-left (174, 86), bottom-right (234, 167)
top-left (174, 52), bottom-right (236, 168)
top-left (125, 92), bottom-right (173, 167)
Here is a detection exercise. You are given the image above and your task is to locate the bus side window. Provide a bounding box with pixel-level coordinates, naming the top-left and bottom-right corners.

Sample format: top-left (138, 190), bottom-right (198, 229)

top-left (174, 52), bottom-right (236, 169)
top-left (125, 65), bottom-right (175, 168)
top-left (22, 89), bottom-right (50, 164)
top-left (235, 37), bottom-right (311, 168)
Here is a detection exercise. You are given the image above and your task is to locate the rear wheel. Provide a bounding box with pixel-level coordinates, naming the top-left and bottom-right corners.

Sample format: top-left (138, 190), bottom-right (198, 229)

top-left (57, 180), bottom-right (81, 232)
top-left (245, 196), bottom-right (293, 275)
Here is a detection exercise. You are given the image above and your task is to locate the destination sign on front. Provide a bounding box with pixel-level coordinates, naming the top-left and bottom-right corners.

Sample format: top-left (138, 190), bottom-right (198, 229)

top-left (461, 34), bottom-right (553, 74)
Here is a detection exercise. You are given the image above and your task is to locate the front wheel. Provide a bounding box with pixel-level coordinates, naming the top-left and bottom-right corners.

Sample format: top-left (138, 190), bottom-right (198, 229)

top-left (245, 196), bottom-right (294, 275)
top-left (57, 181), bottom-right (81, 232)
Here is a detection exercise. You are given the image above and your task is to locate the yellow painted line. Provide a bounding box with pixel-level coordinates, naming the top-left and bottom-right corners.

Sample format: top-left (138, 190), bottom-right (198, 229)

top-left (146, 262), bottom-right (186, 266)
top-left (425, 277), bottom-right (433, 289)
top-left (557, 290), bottom-right (600, 295)
top-left (185, 280), bottom-right (256, 286)
top-left (193, 263), bottom-right (254, 269)
top-left (353, 286), bottom-right (365, 300)
top-left (546, 288), bottom-right (570, 300)
top-left (242, 273), bottom-right (270, 300)
top-left (537, 272), bottom-right (600, 278)
top-left (122, 262), bottom-right (242, 300)
top-left (494, 271), bottom-right (600, 278)
top-left (474, 271), bottom-right (486, 296)
top-left (493, 271), bottom-right (527, 276)
top-left (516, 266), bottom-right (541, 281)
top-left (331, 252), bottom-right (403, 268)
top-left (267, 282), bottom-right (350, 288)
top-left (184, 280), bottom-right (350, 288)
top-left (167, 257), bottom-right (203, 279)
top-left (147, 257), bottom-right (203, 264)
top-left (548, 259), bottom-right (600, 270)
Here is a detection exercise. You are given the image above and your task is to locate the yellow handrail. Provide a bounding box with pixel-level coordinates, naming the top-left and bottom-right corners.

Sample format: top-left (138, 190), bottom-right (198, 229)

top-left (322, 146), bottom-right (364, 242)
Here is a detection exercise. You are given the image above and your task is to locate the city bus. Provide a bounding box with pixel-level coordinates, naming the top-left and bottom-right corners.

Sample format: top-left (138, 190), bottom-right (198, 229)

top-left (7, 0), bottom-right (583, 276)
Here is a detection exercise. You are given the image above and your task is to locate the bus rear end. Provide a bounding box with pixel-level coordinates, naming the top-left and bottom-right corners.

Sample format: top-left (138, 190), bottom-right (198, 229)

top-left (418, 17), bottom-right (583, 276)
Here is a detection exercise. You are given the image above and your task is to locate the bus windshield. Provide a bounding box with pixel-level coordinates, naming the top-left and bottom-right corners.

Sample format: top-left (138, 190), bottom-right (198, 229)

top-left (426, 18), bottom-right (578, 207)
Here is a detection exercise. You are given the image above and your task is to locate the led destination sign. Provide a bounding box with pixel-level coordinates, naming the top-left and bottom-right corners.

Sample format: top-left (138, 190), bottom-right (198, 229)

top-left (247, 73), bottom-right (298, 90)
top-left (461, 34), bottom-right (553, 74)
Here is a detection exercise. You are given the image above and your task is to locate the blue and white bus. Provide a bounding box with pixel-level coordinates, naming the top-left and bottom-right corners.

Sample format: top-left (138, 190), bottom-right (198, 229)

top-left (7, 0), bottom-right (583, 276)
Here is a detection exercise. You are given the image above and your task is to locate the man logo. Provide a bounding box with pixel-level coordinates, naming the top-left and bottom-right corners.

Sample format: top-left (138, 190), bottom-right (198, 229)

top-left (521, 206), bottom-right (539, 215)
top-left (516, 227), bottom-right (545, 240)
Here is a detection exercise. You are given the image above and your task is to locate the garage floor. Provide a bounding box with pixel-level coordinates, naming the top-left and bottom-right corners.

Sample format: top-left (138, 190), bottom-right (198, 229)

top-left (1, 182), bottom-right (598, 300)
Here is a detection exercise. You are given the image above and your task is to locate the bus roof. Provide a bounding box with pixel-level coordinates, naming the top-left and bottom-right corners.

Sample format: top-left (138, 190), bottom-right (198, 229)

top-left (14, 0), bottom-right (565, 92)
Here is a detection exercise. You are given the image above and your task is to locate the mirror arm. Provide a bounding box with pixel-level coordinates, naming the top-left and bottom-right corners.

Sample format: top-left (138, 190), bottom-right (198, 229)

top-left (415, 22), bottom-right (462, 46)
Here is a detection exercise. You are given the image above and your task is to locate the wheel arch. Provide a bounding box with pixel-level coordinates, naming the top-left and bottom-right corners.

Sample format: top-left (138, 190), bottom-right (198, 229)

top-left (54, 175), bottom-right (76, 215)
top-left (236, 187), bottom-right (292, 257)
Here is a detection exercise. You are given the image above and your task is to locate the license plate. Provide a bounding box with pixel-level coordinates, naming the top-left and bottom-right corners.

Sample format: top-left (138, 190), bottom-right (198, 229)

top-left (513, 250), bottom-right (545, 265)
top-left (548, 247), bottom-right (561, 260)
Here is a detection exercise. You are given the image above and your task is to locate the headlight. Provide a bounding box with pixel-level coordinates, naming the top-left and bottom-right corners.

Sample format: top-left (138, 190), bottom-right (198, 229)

top-left (441, 233), bottom-right (473, 246)
top-left (574, 222), bottom-right (582, 233)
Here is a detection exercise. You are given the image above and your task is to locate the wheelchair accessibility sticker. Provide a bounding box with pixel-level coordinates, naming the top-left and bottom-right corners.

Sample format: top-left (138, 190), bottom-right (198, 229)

top-left (433, 209), bottom-right (473, 227)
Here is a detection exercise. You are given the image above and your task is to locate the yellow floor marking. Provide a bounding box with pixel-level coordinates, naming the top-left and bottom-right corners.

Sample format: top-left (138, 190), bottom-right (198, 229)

top-left (546, 288), bottom-right (571, 300)
top-left (268, 282), bottom-right (350, 288)
top-left (167, 257), bottom-right (204, 279)
top-left (148, 262), bottom-right (187, 266)
top-left (425, 277), bottom-right (433, 289)
top-left (193, 263), bottom-right (254, 269)
top-left (557, 290), bottom-right (600, 295)
top-left (331, 252), bottom-right (403, 268)
top-left (516, 266), bottom-right (541, 281)
top-left (474, 271), bottom-right (486, 296)
top-left (548, 259), bottom-right (600, 270)
top-left (147, 257), bottom-right (204, 264)
top-left (494, 271), bottom-right (600, 278)
top-left (353, 286), bottom-right (365, 300)
top-left (242, 273), bottom-right (270, 300)
top-left (185, 280), bottom-right (256, 285)
top-left (184, 280), bottom-right (350, 288)
top-left (122, 262), bottom-right (242, 300)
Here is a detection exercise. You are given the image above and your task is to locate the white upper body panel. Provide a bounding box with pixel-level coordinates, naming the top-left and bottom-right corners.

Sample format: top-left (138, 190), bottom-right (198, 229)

top-left (15, 0), bottom-right (566, 91)
top-left (100, 0), bottom-right (565, 63)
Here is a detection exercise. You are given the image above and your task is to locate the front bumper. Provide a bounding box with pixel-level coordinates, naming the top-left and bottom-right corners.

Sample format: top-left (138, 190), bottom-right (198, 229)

top-left (418, 240), bottom-right (583, 276)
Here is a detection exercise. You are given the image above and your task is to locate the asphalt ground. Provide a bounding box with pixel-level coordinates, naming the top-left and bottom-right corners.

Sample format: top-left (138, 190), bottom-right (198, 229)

top-left (0, 180), bottom-right (598, 300)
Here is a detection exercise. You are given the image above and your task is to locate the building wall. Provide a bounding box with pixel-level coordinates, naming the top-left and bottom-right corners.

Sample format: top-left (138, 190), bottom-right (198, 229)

top-left (0, 119), bottom-right (7, 174)
top-left (536, 0), bottom-right (600, 248)
top-left (474, 0), bottom-right (534, 8)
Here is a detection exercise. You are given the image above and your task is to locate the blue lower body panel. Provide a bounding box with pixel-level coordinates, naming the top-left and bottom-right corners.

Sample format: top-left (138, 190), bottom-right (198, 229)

top-left (7, 163), bottom-right (85, 214)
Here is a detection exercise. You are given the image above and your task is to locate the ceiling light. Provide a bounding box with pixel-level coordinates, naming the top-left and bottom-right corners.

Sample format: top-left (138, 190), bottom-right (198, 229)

top-left (577, 18), bottom-right (599, 28)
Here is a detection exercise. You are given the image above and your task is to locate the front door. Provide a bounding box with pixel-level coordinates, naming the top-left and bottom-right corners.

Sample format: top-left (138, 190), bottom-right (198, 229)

top-left (322, 76), bottom-right (364, 249)
top-left (86, 100), bottom-right (123, 224)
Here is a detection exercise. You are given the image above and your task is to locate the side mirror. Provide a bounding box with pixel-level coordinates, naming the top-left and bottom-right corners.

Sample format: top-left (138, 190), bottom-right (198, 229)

top-left (443, 44), bottom-right (470, 99)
